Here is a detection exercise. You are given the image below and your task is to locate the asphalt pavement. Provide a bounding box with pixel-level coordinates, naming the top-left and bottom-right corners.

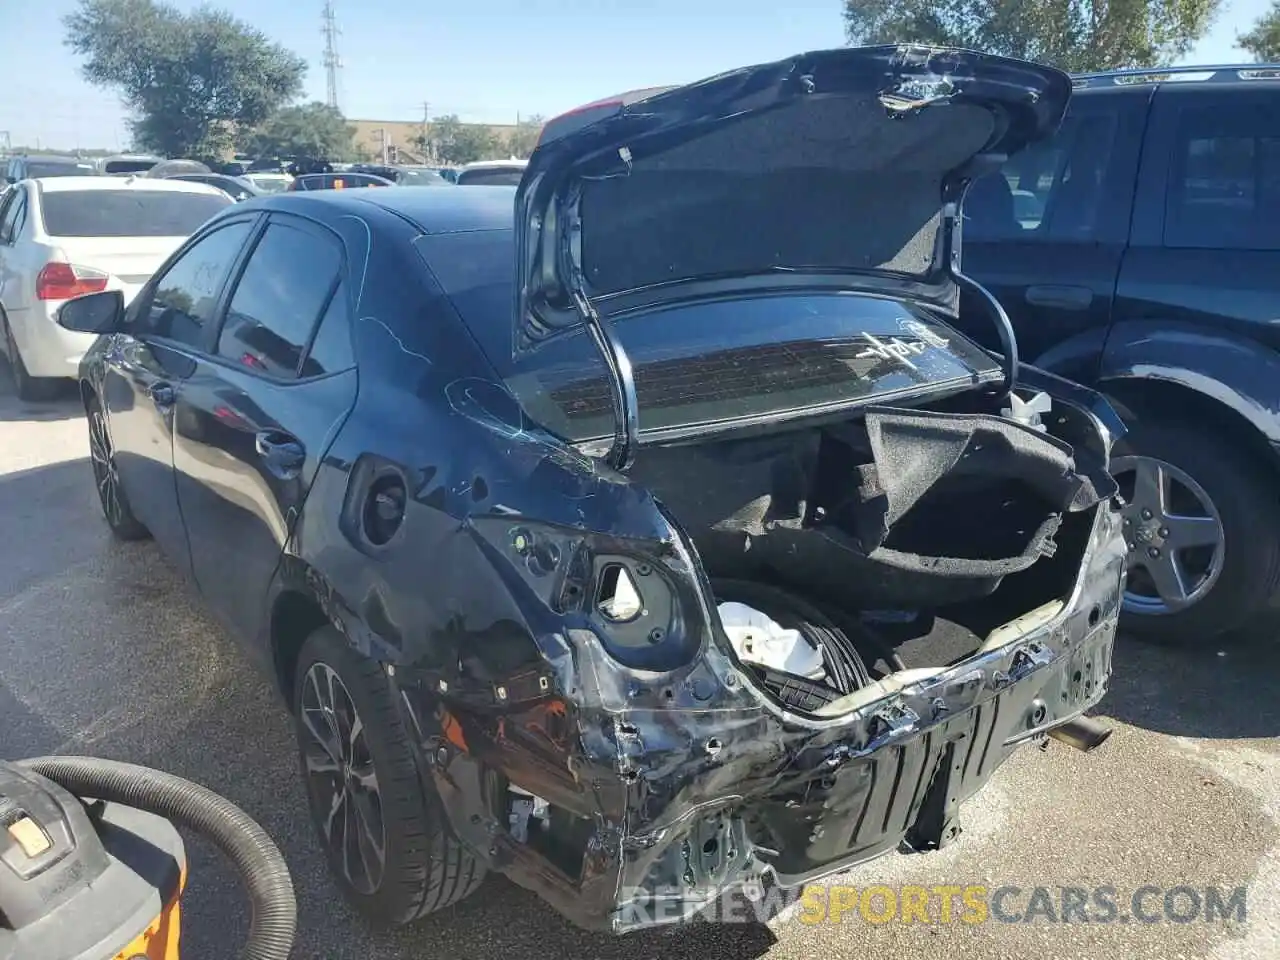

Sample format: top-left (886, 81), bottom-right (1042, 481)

top-left (1, 369), bottom-right (1277, 960)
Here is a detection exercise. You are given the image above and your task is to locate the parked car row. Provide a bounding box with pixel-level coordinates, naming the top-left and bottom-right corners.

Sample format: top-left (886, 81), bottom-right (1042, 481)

top-left (0, 176), bottom-right (234, 399)
top-left (3, 152), bottom-right (524, 194)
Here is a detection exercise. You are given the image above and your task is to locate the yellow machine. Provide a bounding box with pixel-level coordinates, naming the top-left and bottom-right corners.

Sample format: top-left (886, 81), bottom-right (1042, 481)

top-left (0, 757), bottom-right (295, 960)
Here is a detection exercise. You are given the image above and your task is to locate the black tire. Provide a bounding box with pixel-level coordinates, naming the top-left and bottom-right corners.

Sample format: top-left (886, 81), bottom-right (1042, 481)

top-left (292, 625), bottom-right (484, 926)
top-left (712, 579), bottom-right (877, 690)
top-left (3, 314), bottom-right (60, 402)
top-left (1110, 414), bottom-right (1280, 643)
top-left (85, 397), bottom-right (150, 541)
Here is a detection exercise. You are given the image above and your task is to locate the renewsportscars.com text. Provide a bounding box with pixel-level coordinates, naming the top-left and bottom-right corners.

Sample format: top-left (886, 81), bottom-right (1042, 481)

top-left (615, 883), bottom-right (1249, 927)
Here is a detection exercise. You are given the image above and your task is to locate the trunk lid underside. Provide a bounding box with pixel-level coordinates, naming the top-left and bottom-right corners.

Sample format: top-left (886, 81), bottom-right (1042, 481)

top-left (511, 44), bottom-right (1071, 467)
top-left (515, 44), bottom-right (1072, 345)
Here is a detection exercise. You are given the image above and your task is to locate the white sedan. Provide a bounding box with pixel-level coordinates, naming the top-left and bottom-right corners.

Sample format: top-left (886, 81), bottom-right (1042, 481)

top-left (0, 175), bottom-right (233, 400)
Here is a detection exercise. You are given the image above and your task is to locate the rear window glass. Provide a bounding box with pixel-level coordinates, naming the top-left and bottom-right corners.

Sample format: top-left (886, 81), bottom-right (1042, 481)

top-left (414, 230), bottom-right (998, 443)
top-left (396, 168), bottom-right (448, 186)
top-left (293, 173), bottom-right (389, 191)
top-left (246, 175), bottom-right (291, 194)
top-left (456, 167), bottom-right (524, 186)
top-left (40, 190), bottom-right (232, 237)
top-left (102, 159), bottom-right (158, 174)
top-left (27, 160), bottom-right (98, 178)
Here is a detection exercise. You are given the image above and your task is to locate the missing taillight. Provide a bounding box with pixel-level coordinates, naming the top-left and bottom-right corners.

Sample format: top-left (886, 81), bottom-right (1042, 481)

top-left (596, 563), bottom-right (643, 622)
top-left (36, 262), bottom-right (109, 301)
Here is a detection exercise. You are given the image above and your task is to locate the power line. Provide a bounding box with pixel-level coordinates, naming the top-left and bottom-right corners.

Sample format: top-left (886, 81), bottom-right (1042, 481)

top-left (321, 1), bottom-right (343, 111)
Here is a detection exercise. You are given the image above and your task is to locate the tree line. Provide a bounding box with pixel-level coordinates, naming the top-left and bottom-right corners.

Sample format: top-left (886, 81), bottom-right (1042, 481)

top-left (61, 0), bottom-right (1280, 164)
top-left (62, 0), bottom-right (543, 163)
top-left (844, 0), bottom-right (1280, 67)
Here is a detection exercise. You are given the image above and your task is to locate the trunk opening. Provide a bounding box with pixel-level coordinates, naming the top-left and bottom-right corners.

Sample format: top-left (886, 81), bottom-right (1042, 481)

top-left (625, 391), bottom-right (1113, 716)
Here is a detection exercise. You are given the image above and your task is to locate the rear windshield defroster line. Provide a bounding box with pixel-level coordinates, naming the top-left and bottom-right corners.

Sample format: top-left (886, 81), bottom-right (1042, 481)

top-left (413, 230), bottom-right (1001, 446)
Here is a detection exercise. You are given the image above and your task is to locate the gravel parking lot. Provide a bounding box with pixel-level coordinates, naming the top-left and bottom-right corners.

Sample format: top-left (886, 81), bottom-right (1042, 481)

top-left (1, 371), bottom-right (1277, 960)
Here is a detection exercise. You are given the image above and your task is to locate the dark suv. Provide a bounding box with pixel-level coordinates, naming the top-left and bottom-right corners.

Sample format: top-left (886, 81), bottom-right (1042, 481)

top-left (961, 64), bottom-right (1280, 644)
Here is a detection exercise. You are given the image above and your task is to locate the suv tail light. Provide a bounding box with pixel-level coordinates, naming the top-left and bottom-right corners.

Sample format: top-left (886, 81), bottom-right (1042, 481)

top-left (35, 262), bottom-right (109, 301)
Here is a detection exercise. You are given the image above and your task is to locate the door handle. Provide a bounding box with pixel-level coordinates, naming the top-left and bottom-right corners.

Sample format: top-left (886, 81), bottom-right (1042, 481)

top-left (1025, 285), bottom-right (1094, 310)
top-left (255, 431), bottom-right (306, 479)
top-left (148, 382), bottom-right (175, 407)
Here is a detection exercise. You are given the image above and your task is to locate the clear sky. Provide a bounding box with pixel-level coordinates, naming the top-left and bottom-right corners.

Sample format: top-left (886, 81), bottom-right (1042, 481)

top-left (1, 0), bottom-right (1274, 151)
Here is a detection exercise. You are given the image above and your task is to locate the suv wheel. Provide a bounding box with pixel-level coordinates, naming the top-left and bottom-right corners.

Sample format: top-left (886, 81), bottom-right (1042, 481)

top-left (1110, 416), bottom-right (1280, 642)
top-left (3, 314), bottom-right (59, 402)
top-left (292, 625), bottom-right (485, 926)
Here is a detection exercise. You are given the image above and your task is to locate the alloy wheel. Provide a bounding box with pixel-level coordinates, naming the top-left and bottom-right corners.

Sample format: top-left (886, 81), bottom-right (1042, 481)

top-left (1111, 454), bottom-right (1225, 616)
top-left (88, 409), bottom-right (125, 529)
top-left (300, 662), bottom-right (386, 895)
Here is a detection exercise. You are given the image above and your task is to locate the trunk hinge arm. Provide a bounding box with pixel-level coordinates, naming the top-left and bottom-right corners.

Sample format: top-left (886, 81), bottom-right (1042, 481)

top-left (570, 287), bottom-right (639, 472)
top-left (561, 185), bottom-right (639, 472)
top-left (945, 170), bottom-right (1019, 399)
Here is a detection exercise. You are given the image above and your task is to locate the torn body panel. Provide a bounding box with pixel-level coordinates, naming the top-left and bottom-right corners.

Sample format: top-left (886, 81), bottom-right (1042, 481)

top-left (291, 350), bottom-right (1125, 932)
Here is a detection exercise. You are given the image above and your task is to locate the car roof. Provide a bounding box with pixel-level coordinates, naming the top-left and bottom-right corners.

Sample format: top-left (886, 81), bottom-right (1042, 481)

top-left (16, 154), bottom-right (88, 163)
top-left (258, 184), bottom-right (516, 234)
top-left (33, 175), bottom-right (228, 197)
top-left (460, 159), bottom-right (527, 170)
top-left (1072, 62), bottom-right (1280, 91)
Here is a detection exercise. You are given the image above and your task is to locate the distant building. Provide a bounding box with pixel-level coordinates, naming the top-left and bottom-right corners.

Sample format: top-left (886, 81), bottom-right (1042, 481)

top-left (348, 118), bottom-right (520, 164)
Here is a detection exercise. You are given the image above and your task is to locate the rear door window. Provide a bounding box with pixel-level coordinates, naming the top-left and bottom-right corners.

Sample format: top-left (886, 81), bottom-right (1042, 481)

top-left (3, 192), bottom-right (28, 245)
top-left (1163, 100), bottom-right (1280, 250)
top-left (965, 110), bottom-right (1119, 242)
top-left (214, 219), bottom-right (344, 379)
top-left (40, 190), bottom-right (232, 238)
top-left (0, 188), bottom-right (24, 245)
top-left (135, 221), bottom-right (255, 347)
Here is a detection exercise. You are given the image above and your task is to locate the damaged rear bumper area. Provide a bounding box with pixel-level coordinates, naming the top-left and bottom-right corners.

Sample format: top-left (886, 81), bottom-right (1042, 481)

top-left (393, 398), bottom-right (1127, 933)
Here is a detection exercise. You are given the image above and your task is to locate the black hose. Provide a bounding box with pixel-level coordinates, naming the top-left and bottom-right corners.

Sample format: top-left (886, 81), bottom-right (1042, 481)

top-left (19, 756), bottom-right (296, 960)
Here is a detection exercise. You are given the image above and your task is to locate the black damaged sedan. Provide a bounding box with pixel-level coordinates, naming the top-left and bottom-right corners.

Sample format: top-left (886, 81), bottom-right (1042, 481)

top-left (58, 45), bottom-right (1127, 933)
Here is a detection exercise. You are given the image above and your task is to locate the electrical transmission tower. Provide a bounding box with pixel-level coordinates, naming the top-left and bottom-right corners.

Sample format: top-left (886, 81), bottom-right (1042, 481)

top-left (321, 1), bottom-right (343, 111)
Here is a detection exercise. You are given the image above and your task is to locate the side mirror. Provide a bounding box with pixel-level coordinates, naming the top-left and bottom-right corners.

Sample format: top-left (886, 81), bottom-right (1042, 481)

top-left (56, 290), bottom-right (125, 334)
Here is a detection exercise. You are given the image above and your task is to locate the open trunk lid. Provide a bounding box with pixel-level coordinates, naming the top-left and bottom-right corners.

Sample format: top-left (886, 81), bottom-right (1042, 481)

top-left (513, 44), bottom-right (1070, 467)
top-left (516, 44), bottom-right (1070, 339)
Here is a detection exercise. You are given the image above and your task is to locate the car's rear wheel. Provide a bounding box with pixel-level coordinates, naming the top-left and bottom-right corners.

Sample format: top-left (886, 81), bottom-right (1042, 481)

top-left (86, 398), bottom-right (150, 541)
top-left (1109, 415), bottom-right (1280, 643)
top-left (292, 625), bottom-right (484, 926)
top-left (2, 314), bottom-right (60, 402)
